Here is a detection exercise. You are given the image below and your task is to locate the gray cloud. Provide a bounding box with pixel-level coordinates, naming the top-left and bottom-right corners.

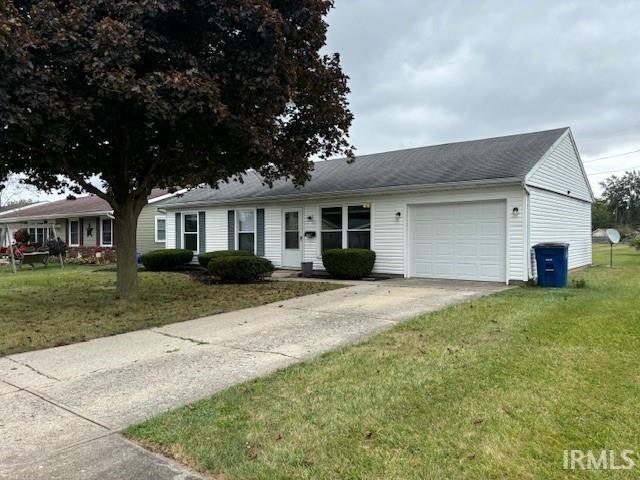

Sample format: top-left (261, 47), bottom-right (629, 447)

top-left (325, 0), bottom-right (640, 193)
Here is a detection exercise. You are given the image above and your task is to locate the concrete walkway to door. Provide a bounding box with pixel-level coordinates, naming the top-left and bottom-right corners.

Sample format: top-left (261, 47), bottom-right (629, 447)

top-left (0, 279), bottom-right (508, 480)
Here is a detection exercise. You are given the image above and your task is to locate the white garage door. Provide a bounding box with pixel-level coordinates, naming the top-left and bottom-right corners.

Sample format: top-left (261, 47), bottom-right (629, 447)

top-left (409, 201), bottom-right (506, 282)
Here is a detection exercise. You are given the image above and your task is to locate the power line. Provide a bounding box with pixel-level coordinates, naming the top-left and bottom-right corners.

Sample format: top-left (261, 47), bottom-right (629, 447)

top-left (586, 164), bottom-right (640, 177)
top-left (583, 148), bottom-right (640, 164)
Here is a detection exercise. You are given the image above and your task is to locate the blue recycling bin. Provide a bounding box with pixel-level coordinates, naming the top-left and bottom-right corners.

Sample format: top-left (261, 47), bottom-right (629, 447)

top-left (533, 243), bottom-right (569, 288)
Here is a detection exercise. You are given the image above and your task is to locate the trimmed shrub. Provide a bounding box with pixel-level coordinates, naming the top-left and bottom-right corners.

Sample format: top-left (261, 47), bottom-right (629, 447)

top-left (197, 249), bottom-right (253, 268)
top-left (322, 248), bottom-right (376, 279)
top-left (208, 255), bottom-right (274, 282)
top-left (141, 249), bottom-right (193, 271)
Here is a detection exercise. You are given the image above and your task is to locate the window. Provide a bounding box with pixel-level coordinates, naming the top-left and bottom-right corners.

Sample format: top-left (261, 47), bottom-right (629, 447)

top-left (237, 210), bottom-right (255, 253)
top-left (69, 220), bottom-right (80, 246)
top-left (284, 211), bottom-right (299, 250)
top-left (348, 205), bottom-right (371, 249)
top-left (183, 213), bottom-right (199, 252)
top-left (321, 204), bottom-right (372, 252)
top-left (321, 207), bottom-right (342, 251)
top-left (27, 227), bottom-right (52, 244)
top-left (101, 218), bottom-right (113, 246)
top-left (155, 216), bottom-right (166, 243)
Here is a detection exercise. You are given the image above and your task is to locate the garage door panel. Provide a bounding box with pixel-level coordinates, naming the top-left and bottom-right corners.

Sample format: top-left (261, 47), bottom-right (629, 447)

top-left (410, 201), bottom-right (506, 282)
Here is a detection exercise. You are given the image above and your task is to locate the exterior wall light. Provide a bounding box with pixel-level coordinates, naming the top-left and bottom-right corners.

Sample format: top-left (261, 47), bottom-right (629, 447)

top-left (395, 211), bottom-right (402, 219)
top-left (512, 207), bottom-right (520, 216)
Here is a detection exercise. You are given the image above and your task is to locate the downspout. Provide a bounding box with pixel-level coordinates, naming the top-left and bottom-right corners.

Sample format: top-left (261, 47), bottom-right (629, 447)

top-left (523, 183), bottom-right (533, 281)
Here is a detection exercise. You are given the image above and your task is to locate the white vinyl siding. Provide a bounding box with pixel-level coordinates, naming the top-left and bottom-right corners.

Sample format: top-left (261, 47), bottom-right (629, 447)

top-left (526, 133), bottom-right (592, 202)
top-left (264, 207), bottom-right (282, 267)
top-left (166, 213), bottom-right (176, 249)
top-left (162, 185), bottom-right (528, 282)
top-left (528, 187), bottom-right (592, 275)
top-left (204, 208), bottom-right (228, 252)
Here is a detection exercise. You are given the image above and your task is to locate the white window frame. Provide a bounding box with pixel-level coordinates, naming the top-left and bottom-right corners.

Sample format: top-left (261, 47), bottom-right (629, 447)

top-left (347, 204), bottom-right (372, 249)
top-left (155, 215), bottom-right (167, 243)
top-left (236, 208), bottom-right (257, 254)
top-left (319, 203), bottom-right (373, 253)
top-left (68, 219), bottom-right (80, 247)
top-left (182, 212), bottom-right (200, 254)
top-left (100, 218), bottom-right (114, 247)
top-left (320, 205), bottom-right (344, 252)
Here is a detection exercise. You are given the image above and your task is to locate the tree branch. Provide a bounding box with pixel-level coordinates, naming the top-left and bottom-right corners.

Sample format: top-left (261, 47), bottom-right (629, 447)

top-left (62, 159), bottom-right (111, 203)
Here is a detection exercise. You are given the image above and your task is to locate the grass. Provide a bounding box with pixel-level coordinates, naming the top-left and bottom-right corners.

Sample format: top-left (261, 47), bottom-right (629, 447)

top-left (0, 265), bottom-right (339, 355)
top-left (126, 244), bottom-right (640, 479)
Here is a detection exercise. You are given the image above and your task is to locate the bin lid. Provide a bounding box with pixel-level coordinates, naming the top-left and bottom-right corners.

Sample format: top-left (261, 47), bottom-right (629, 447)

top-left (533, 242), bottom-right (569, 249)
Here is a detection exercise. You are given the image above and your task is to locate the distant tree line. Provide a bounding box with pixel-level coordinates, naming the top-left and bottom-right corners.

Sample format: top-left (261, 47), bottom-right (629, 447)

top-left (593, 171), bottom-right (640, 235)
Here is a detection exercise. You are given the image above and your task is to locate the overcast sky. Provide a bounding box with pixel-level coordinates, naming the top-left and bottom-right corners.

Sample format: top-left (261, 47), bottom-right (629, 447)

top-left (325, 0), bottom-right (640, 195)
top-left (14, 1), bottom-right (640, 203)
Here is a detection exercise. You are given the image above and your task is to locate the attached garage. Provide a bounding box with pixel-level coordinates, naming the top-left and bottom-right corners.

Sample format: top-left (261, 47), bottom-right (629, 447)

top-left (408, 201), bottom-right (506, 282)
top-left (161, 127), bottom-right (594, 284)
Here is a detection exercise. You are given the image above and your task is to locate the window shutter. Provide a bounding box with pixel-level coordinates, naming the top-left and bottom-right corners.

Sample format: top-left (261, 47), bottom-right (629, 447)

top-left (175, 212), bottom-right (181, 248)
top-left (228, 210), bottom-right (235, 250)
top-left (198, 211), bottom-right (206, 254)
top-left (256, 208), bottom-right (265, 256)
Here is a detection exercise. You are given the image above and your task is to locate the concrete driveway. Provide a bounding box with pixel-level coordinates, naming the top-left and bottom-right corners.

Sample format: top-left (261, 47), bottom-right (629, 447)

top-left (0, 279), bottom-right (507, 479)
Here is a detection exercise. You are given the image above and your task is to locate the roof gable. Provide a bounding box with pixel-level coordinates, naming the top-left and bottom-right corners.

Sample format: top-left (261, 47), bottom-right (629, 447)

top-left (525, 129), bottom-right (593, 202)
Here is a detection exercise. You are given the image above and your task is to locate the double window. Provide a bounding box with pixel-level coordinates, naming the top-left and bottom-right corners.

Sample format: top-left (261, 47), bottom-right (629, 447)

top-left (69, 220), bottom-right (80, 246)
top-left (101, 218), bottom-right (113, 247)
top-left (237, 210), bottom-right (255, 253)
top-left (28, 227), bottom-right (53, 245)
top-left (183, 213), bottom-right (199, 252)
top-left (321, 205), bottom-right (371, 251)
top-left (155, 216), bottom-right (166, 243)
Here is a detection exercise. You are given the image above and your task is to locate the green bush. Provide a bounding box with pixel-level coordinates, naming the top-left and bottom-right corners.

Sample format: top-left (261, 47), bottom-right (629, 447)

top-left (321, 248), bottom-right (376, 279)
top-left (631, 235), bottom-right (640, 250)
top-left (197, 249), bottom-right (253, 268)
top-left (208, 255), bottom-right (274, 282)
top-left (141, 249), bottom-right (193, 271)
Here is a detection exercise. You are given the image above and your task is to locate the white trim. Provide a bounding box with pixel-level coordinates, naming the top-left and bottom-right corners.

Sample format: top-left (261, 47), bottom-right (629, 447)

top-left (181, 211), bottom-right (200, 254)
top-left (524, 128), bottom-right (594, 203)
top-left (0, 210), bottom-right (112, 224)
top-left (68, 218), bottom-right (80, 247)
top-left (235, 208), bottom-right (257, 254)
top-left (318, 202), bottom-right (373, 255)
top-left (100, 217), bottom-right (114, 247)
top-left (147, 189), bottom-right (188, 205)
top-left (154, 215), bottom-right (167, 243)
top-left (281, 207), bottom-right (303, 268)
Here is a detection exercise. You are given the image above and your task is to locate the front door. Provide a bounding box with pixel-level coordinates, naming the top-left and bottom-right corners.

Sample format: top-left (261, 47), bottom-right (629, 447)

top-left (282, 209), bottom-right (303, 268)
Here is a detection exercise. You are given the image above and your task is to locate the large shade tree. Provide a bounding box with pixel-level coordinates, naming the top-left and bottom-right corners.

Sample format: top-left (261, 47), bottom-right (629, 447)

top-left (600, 171), bottom-right (640, 226)
top-left (0, 0), bottom-right (353, 299)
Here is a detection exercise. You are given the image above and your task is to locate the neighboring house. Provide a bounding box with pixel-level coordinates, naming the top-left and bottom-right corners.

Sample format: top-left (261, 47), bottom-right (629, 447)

top-left (0, 189), bottom-right (179, 254)
top-left (159, 127), bottom-right (593, 284)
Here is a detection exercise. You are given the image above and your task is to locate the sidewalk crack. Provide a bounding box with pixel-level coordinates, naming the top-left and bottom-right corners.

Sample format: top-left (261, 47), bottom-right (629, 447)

top-left (218, 344), bottom-right (301, 360)
top-left (0, 378), bottom-right (111, 431)
top-left (6, 357), bottom-right (60, 381)
top-left (153, 330), bottom-right (209, 345)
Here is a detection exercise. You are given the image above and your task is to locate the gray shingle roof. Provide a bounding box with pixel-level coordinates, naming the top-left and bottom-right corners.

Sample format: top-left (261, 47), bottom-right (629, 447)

top-left (161, 127), bottom-right (569, 207)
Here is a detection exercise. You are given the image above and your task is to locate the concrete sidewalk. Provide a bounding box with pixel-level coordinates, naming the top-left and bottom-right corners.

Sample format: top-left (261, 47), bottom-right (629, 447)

top-left (0, 279), bottom-right (507, 479)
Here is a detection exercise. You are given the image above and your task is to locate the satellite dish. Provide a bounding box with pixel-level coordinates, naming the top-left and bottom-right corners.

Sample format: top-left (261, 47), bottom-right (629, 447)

top-left (606, 228), bottom-right (621, 244)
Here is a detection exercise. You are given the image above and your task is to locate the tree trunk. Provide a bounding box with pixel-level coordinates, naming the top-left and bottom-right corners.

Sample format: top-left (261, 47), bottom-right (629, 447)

top-left (114, 201), bottom-right (143, 300)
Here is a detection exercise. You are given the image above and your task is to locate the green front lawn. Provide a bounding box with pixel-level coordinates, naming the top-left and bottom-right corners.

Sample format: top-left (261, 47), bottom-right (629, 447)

top-left (0, 265), bottom-right (339, 355)
top-left (127, 244), bottom-right (640, 479)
